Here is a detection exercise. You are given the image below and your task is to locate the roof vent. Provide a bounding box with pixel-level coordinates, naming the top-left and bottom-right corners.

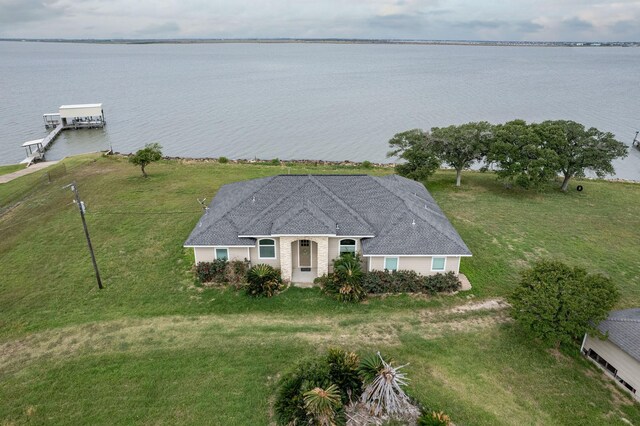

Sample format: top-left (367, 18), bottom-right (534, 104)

top-left (252, 195), bottom-right (256, 203)
top-left (336, 224), bottom-right (340, 230)
top-left (412, 219), bottom-right (416, 226)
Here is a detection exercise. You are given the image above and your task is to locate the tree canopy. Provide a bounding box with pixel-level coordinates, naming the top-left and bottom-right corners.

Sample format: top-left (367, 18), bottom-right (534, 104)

top-left (386, 129), bottom-right (440, 181)
top-left (486, 120), bottom-right (560, 189)
top-left (536, 120), bottom-right (628, 191)
top-left (509, 260), bottom-right (619, 348)
top-left (129, 143), bottom-right (163, 178)
top-left (431, 121), bottom-right (493, 186)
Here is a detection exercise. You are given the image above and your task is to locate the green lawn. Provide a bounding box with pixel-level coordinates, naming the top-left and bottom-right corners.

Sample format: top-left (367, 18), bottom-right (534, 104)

top-left (1, 154), bottom-right (639, 425)
top-left (0, 163), bottom-right (25, 177)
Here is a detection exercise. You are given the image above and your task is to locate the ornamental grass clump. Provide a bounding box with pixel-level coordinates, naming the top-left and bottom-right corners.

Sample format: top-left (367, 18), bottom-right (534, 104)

top-left (275, 349), bottom-right (427, 425)
top-left (274, 348), bottom-right (361, 425)
top-left (303, 384), bottom-right (342, 426)
top-left (245, 264), bottom-right (283, 297)
top-left (359, 352), bottom-right (412, 417)
top-left (418, 410), bottom-right (452, 426)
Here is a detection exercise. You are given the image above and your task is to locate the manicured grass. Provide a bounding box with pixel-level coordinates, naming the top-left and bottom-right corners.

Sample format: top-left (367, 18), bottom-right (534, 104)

top-left (428, 171), bottom-right (640, 305)
top-left (1, 155), bottom-right (639, 424)
top-left (0, 163), bottom-right (25, 177)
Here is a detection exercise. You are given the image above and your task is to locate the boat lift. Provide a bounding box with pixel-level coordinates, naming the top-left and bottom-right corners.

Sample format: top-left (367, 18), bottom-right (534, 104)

top-left (20, 139), bottom-right (45, 166)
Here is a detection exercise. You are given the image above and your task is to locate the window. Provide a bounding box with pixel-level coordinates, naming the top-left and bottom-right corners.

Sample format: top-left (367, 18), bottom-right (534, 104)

top-left (259, 239), bottom-right (276, 259)
top-left (339, 239), bottom-right (356, 255)
top-left (215, 248), bottom-right (228, 260)
top-left (384, 257), bottom-right (398, 272)
top-left (431, 257), bottom-right (446, 271)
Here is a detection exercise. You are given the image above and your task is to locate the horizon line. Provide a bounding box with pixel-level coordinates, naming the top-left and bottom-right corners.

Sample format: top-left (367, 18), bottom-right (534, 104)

top-left (0, 37), bottom-right (638, 44)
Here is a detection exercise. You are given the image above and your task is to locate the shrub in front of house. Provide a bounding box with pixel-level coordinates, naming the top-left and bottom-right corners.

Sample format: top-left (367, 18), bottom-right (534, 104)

top-left (319, 254), bottom-right (367, 303)
top-left (246, 264), bottom-right (283, 297)
top-left (227, 260), bottom-right (250, 285)
top-left (196, 259), bottom-right (250, 285)
top-left (426, 271), bottom-right (461, 293)
top-left (195, 259), bottom-right (228, 283)
top-left (361, 270), bottom-right (461, 295)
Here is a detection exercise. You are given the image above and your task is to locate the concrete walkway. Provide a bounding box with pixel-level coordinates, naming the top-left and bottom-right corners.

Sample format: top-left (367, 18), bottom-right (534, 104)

top-left (0, 161), bottom-right (60, 184)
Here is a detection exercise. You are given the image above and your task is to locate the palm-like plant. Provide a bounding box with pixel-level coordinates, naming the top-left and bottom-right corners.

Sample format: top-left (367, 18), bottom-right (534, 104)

top-left (331, 254), bottom-right (365, 302)
top-left (303, 384), bottom-right (342, 426)
top-left (360, 352), bottom-right (411, 416)
top-left (246, 264), bottom-right (282, 297)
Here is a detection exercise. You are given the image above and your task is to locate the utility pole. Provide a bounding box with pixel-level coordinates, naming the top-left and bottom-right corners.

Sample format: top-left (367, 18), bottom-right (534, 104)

top-left (66, 182), bottom-right (103, 289)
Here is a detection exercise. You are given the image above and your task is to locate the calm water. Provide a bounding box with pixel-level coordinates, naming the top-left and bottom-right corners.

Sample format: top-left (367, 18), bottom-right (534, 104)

top-left (1, 41), bottom-right (639, 180)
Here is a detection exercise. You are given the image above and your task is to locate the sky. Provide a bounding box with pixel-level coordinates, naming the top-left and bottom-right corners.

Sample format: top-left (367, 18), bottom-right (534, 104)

top-left (0, 0), bottom-right (639, 41)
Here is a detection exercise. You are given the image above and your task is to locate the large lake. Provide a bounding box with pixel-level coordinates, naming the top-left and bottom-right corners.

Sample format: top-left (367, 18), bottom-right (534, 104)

top-left (1, 41), bottom-right (639, 180)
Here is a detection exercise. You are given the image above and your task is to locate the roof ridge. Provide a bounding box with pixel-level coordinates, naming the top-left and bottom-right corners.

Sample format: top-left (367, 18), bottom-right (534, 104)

top-left (307, 175), bottom-right (374, 233)
top-left (211, 176), bottom-right (274, 223)
top-left (237, 177), bottom-right (309, 234)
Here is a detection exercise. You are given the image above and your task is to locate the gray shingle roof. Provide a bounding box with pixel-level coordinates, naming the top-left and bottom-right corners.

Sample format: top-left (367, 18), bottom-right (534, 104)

top-left (184, 174), bottom-right (471, 256)
top-left (597, 309), bottom-right (640, 362)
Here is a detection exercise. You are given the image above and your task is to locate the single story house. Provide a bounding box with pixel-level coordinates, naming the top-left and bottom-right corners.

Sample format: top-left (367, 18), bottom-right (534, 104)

top-left (184, 174), bottom-right (471, 283)
top-left (581, 308), bottom-right (640, 400)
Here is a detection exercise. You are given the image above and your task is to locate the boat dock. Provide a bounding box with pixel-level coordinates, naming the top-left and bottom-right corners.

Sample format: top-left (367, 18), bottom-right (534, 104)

top-left (20, 103), bottom-right (105, 166)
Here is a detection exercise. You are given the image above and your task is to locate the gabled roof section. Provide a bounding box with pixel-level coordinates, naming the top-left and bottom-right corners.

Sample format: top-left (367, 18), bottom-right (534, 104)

top-left (596, 308), bottom-right (640, 362)
top-left (271, 200), bottom-right (336, 235)
top-left (239, 175), bottom-right (374, 236)
top-left (184, 174), bottom-right (472, 256)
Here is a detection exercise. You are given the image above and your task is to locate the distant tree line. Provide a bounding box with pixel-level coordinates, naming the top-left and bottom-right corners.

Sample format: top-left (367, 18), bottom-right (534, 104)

top-left (388, 120), bottom-right (628, 191)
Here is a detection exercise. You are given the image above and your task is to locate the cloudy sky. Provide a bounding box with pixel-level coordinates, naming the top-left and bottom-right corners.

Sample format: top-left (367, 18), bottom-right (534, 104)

top-left (1, 0), bottom-right (639, 41)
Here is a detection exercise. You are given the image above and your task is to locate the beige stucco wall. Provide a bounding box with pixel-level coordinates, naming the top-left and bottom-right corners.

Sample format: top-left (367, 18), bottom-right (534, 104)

top-left (248, 238), bottom-right (281, 268)
top-left (584, 334), bottom-right (640, 399)
top-left (193, 247), bottom-right (251, 264)
top-left (368, 256), bottom-right (461, 275)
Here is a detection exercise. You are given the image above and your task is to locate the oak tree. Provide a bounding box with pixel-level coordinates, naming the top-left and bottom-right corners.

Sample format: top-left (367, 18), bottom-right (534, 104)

top-left (536, 120), bottom-right (628, 191)
top-left (431, 121), bottom-right (493, 186)
top-left (387, 129), bottom-right (440, 181)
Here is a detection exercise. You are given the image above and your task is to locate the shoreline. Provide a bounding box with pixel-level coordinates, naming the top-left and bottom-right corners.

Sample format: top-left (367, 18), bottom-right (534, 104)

top-left (4, 152), bottom-right (638, 184)
top-left (117, 153), bottom-right (640, 184)
top-left (1, 38), bottom-right (637, 48)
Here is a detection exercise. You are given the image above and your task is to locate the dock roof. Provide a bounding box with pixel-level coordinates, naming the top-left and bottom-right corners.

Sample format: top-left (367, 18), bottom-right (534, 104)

top-left (22, 138), bottom-right (44, 147)
top-left (59, 103), bottom-right (102, 110)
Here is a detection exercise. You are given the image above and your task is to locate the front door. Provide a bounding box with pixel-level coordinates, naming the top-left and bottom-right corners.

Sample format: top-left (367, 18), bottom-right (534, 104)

top-left (299, 240), bottom-right (311, 268)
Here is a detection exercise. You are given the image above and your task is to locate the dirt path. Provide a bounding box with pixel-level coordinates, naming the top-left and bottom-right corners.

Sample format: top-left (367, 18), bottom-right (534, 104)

top-left (0, 298), bottom-right (510, 373)
top-left (0, 161), bottom-right (59, 184)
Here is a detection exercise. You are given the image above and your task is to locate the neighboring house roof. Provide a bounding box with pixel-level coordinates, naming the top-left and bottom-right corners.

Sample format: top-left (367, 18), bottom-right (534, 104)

top-left (596, 308), bottom-right (640, 363)
top-left (184, 174), bottom-right (471, 256)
